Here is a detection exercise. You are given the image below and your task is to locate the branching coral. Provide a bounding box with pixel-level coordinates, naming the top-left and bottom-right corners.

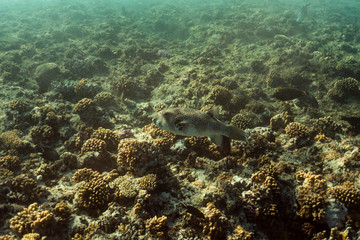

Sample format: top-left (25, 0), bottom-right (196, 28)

top-left (91, 127), bottom-right (121, 151)
top-left (117, 138), bottom-right (159, 172)
top-left (9, 203), bottom-right (55, 237)
top-left (73, 169), bottom-right (113, 215)
top-left (285, 122), bottom-right (310, 139)
top-left (142, 123), bottom-right (177, 150)
top-left (80, 138), bottom-right (107, 155)
top-left (328, 182), bottom-right (360, 209)
top-left (328, 77), bottom-right (360, 102)
top-left (145, 216), bottom-right (168, 239)
top-left (296, 171), bottom-right (327, 222)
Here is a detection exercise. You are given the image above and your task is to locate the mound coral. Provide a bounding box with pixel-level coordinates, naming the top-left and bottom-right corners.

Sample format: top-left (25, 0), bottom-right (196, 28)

top-left (117, 138), bottom-right (159, 172)
top-left (208, 86), bottom-right (232, 106)
top-left (91, 127), bottom-right (120, 151)
top-left (269, 112), bottom-right (292, 131)
top-left (112, 75), bottom-right (137, 98)
top-left (9, 203), bottom-right (55, 237)
top-left (312, 116), bottom-right (342, 139)
top-left (231, 112), bottom-right (255, 130)
top-left (296, 171), bottom-right (327, 222)
top-left (328, 182), bottom-right (360, 209)
top-left (93, 92), bottom-right (115, 107)
top-left (11, 174), bottom-right (44, 203)
top-left (143, 123), bottom-right (177, 150)
top-left (145, 216), bottom-right (168, 239)
top-left (80, 138), bottom-right (107, 155)
top-left (53, 201), bottom-right (72, 224)
top-left (328, 77), bottom-right (360, 102)
top-left (137, 174), bottom-right (157, 192)
top-left (0, 155), bottom-right (21, 171)
top-left (74, 170), bottom-right (113, 215)
top-left (29, 125), bottom-right (57, 145)
top-left (285, 122), bottom-right (310, 139)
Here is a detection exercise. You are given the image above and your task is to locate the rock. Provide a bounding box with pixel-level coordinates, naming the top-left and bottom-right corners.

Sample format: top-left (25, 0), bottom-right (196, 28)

top-left (34, 62), bottom-right (60, 92)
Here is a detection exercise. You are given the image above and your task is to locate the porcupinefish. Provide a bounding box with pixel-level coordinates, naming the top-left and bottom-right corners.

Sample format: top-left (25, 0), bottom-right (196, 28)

top-left (151, 107), bottom-right (247, 153)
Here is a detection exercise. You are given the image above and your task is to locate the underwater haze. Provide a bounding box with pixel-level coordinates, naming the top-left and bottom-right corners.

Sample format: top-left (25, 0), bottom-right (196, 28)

top-left (1, 0), bottom-right (360, 239)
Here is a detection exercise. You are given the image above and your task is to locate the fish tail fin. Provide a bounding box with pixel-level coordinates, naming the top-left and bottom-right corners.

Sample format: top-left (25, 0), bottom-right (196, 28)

top-left (228, 125), bottom-right (247, 142)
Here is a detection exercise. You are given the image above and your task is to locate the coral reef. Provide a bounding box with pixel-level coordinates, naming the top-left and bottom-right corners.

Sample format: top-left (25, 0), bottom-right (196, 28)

top-left (327, 77), bottom-right (360, 102)
top-left (1, 1), bottom-right (360, 239)
top-left (285, 122), bottom-right (310, 139)
top-left (231, 112), bottom-right (256, 130)
top-left (269, 112), bottom-right (292, 131)
top-left (117, 138), bottom-right (159, 173)
top-left (90, 127), bottom-right (120, 152)
top-left (9, 203), bottom-right (55, 237)
top-left (313, 116), bottom-right (342, 139)
top-left (80, 138), bottom-right (107, 155)
top-left (328, 182), bottom-right (360, 209)
top-left (73, 170), bottom-right (113, 215)
top-left (296, 171), bottom-right (327, 222)
top-left (145, 216), bottom-right (168, 239)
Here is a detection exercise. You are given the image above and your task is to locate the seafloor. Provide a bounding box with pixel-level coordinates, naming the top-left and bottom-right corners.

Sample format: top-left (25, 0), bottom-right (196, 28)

top-left (1, 0), bottom-right (360, 239)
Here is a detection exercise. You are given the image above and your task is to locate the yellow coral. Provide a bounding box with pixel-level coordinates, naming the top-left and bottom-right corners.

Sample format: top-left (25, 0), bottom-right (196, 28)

top-left (80, 138), bottom-right (107, 155)
top-left (9, 203), bottom-right (54, 236)
top-left (73, 98), bottom-right (95, 114)
top-left (75, 173), bottom-right (113, 214)
top-left (91, 127), bottom-right (120, 151)
top-left (145, 216), bottom-right (168, 239)
top-left (329, 182), bottom-right (360, 209)
top-left (285, 122), bottom-right (310, 138)
top-left (137, 174), bottom-right (157, 192)
top-left (117, 138), bottom-right (158, 171)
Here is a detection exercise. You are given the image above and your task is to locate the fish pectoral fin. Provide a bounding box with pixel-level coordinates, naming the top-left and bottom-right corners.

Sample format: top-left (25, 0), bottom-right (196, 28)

top-left (209, 135), bottom-right (223, 146)
top-left (207, 106), bottom-right (220, 120)
top-left (229, 125), bottom-right (248, 142)
top-left (174, 119), bottom-right (188, 131)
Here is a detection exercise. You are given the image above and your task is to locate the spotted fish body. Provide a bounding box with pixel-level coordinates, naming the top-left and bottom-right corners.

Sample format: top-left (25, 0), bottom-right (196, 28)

top-left (151, 108), bottom-right (247, 147)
